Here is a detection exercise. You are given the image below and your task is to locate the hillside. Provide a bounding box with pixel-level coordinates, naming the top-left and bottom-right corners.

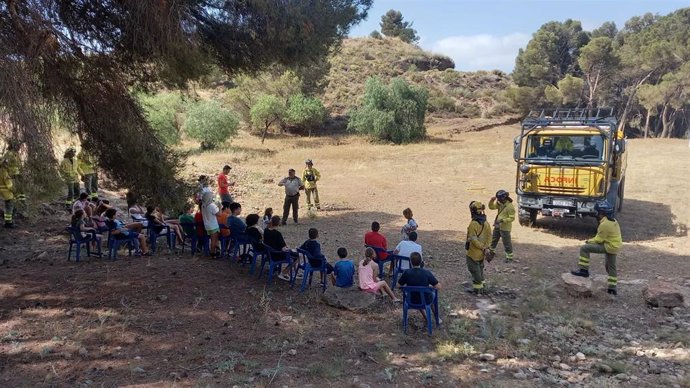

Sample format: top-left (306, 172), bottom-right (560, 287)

top-left (324, 37), bottom-right (514, 118)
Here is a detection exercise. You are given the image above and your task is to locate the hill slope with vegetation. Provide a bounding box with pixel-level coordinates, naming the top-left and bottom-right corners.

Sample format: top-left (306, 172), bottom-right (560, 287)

top-left (324, 37), bottom-right (515, 119)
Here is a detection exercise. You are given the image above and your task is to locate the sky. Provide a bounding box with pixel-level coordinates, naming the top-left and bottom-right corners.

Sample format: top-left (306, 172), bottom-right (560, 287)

top-left (349, 0), bottom-right (689, 72)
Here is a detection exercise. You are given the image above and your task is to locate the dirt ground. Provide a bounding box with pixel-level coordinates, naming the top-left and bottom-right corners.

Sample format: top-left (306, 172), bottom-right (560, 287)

top-left (1, 122), bottom-right (689, 387)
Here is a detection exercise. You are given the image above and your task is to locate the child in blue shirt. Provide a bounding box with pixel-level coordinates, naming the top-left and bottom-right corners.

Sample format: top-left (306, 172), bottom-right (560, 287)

top-left (299, 228), bottom-right (335, 284)
top-left (333, 247), bottom-right (355, 288)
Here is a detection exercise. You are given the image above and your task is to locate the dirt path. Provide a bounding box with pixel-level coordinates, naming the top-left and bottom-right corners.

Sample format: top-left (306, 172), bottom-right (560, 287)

top-left (0, 123), bottom-right (688, 387)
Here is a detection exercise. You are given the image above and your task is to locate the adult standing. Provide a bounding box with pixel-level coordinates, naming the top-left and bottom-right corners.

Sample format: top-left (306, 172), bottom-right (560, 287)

top-left (3, 141), bottom-right (24, 205)
top-left (218, 165), bottom-right (235, 204)
top-left (59, 147), bottom-right (80, 208)
top-left (571, 201), bottom-right (622, 295)
top-left (302, 159), bottom-right (321, 210)
top-left (465, 201), bottom-right (492, 295)
top-left (278, 168), bottom-right (303, 225)
top-left (77, 149), bottom-right (98, 201)
top-left (488, 190), bottom-right (516, 261)
top-left (0, 159), bottom-right (16, 228)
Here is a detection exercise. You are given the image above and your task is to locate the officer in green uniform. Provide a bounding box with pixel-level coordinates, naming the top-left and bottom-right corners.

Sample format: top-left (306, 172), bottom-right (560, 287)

top-left (488, 189), bottom-right (516, 261)
top-left (59, 147), bottom-right (80, 207)
top-left (78, 149), bottom-right (98, 200)
top-left (0, 160), bottom-right (15, 228)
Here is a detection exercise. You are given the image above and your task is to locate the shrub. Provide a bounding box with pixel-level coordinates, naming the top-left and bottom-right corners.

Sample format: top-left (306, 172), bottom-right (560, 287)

top-left (348, 77), bottom-right (428, 144)
top-left (485, 102), bottom-right (514, 118)
top-left (250, 94), bottom-right (285, 144)
top-left (369, 30), bottom-right (382, 39)
top-left (184, 100), bottom-right (239, 150)
top-left (457, 103), bottom-right (482, 118)
top-left (428, 95), bottom-right (457, 113)
top-left (138, 92), bottom-right (184, 145)
top-left (285, 94), bottom-right (327, 136)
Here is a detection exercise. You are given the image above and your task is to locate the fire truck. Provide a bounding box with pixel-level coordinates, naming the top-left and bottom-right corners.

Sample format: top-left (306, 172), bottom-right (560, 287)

top-left (513, 108), bottom-right (627, 226)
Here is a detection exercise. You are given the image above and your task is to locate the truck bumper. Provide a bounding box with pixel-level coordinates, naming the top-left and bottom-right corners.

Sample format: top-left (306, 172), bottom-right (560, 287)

top-left (517, 195), bottom-right (599, 218)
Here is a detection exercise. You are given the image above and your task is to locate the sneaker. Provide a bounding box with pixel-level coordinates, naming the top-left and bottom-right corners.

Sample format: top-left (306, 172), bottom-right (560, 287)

top-left (465, 288), bottom-right (479, 295)
top-left (607, 288), bottom-right (617, 296)
top-left (571, 269), bottom-right (590, 278)
top-left (278, 273), bottom-right (290, 281)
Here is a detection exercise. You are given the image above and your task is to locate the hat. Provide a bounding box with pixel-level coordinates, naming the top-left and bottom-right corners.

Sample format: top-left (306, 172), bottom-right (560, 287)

top-left (305, 159), bottom-right (313, 164)
top-left (469, 201), bottom-right (485, 211)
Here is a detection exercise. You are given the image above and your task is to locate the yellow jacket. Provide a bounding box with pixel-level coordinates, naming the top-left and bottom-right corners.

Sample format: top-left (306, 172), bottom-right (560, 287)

top-left (588, 217), bottom-right (622, 254)
top-left (466, 219), bottom-right (492, 261)
top-left (0, 166), bottom-right (14, 200)
top-left (3, 150), bottom-right (21, 176)
top-left (77, 151), bottom-right (96, 175)
top-left (302, 167), bottom-right (320, 190)
top-left (489, 199), bottom-right (516, 232)
top-left (59, 158), bottom-right (80, 183)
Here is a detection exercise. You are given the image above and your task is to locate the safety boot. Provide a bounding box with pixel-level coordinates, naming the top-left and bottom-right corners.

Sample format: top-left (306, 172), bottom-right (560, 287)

top-left (4, 222), bottom-right (16, 229)
top-left (571, 268), bottom-right (590, 278)
top-left (607, 288), bottom-right (617, 296)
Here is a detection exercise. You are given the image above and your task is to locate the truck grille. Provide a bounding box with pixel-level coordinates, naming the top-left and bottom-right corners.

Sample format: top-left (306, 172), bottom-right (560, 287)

top-left (537, 185), bottom-right (586, 194)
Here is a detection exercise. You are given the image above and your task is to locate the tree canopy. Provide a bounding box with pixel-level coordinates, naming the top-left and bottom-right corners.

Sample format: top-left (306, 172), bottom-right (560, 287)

top-left (0, 0), bottom-right (372, 208)
top-left (379, 9), bottom-right (419, 43)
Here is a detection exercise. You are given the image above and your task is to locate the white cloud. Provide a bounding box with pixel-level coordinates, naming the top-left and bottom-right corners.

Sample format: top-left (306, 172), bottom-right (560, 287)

top-left (431, 33), bottom-right (530, 72)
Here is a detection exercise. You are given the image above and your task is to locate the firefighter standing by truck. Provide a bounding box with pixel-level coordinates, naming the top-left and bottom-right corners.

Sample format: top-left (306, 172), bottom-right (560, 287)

top-left (488, 189), bottom-right (516, 261)
top-left (0, 159), bottom-right (15, 228)
top-left (570, 201), bottom-right (622, 295)
top-left (465, 201), bottom-right (493, 295)
top-left (60, 147), bottom-right (81, 207)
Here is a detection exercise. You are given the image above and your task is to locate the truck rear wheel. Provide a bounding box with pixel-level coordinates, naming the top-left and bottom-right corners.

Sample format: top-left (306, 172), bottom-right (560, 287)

top-left (519, 209), bottom-right (537, 227)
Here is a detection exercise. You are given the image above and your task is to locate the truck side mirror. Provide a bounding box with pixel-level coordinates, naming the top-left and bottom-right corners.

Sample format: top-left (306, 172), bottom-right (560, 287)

top-left (513, 136), bottom-right (520, 161)
top-left (614, 139), bottom-right (626, 153)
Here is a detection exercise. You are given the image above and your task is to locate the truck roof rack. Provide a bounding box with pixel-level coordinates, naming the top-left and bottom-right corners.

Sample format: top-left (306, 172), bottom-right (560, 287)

top-left (523, 107), bottom-right (617, 128)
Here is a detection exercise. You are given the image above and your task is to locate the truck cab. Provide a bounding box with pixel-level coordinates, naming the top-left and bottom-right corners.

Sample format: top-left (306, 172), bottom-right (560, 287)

top-left (513, 108), bottom-right (627, 226)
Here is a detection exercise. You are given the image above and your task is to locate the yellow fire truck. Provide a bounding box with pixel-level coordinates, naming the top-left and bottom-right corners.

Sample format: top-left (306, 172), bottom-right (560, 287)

top-left (513, 108), bottom-right (627, 226)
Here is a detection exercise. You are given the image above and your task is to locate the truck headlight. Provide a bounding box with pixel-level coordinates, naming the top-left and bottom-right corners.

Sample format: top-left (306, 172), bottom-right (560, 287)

top-left (520, 164), bottom-right (531, 173)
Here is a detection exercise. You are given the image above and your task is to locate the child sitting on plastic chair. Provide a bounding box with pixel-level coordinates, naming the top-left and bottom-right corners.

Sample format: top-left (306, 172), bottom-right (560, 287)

top-left (398, 252), bottom-right (440, 323)
top-left (299, 228), bottom-right (335, 285)
top-left (71, 209), bottom-right (100, 253)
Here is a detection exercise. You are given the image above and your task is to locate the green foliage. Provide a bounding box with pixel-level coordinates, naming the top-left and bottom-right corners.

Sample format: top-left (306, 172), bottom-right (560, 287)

top-left (380, 9), bottom-right (419, 43)
top-left (138, 92), bottom-right (184, 145)
top-left (578, 37), bottom-right (618, 106)
top-left (428, 95), bottom-right (457, 113)
top-left (250, 95), bottom-right (285, 143)
top-left (370, 30), bottom-right (383, 39)
top-left (184, 100), bottom-right (239, 150)
top-left (592, 21), bottom-right (618, 39)
top-left (285, 95), bottom-right (327, 136)
top-left (506, 86), bottom-right (541, 114)
top-left (348, 77), bottom-right (428, 143)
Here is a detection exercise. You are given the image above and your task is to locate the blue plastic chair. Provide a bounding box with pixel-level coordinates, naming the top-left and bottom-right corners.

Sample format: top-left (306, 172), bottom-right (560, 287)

top-left (257, 243), bottom-right (294, 285)
top-left (66, 226), bottom-right (102, 262)
top-left (390, 254), bottom-right (411, 290)
top-left (148, 223), bottom-right (176, 253)
top-left (365, 244), bottom-right (395, 278)
top-left (230, 235), bottom-right (254, 263)
top-left (294, 248), bottom-right (328, 293)
top-left (401, 286), bottom-right (440, 335)
top-left (179, 221), bottom-right (209, 256)
top-left (106, 229), bottom-right (138, 259)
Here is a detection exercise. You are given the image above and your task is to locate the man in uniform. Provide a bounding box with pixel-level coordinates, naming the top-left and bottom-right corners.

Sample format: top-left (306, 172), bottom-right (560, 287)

top-left (488, 190), bottom-right (516, 261)
top-left (0, 159), bottom-right (15, 228)
top-left (302, 159), bottom-right (321, 210)
top-left (571, 201), bottom-right (622, 295)
top-left (77, 149), bottom-right (98, 201)
top-left (59, 147), bottom-right (80, 207)
top-left (278, 168), bottom-right (303, 225)
top-left (3, 141), bottom-right (25, 205)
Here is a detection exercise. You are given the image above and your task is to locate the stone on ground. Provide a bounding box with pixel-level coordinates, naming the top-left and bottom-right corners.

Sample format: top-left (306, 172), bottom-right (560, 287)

top-left (321, 287), bottom-right (376, 311)
top-left (643, 281), bottom-right (685, 308)
top-left (561, 272), bottom-right (593, 297)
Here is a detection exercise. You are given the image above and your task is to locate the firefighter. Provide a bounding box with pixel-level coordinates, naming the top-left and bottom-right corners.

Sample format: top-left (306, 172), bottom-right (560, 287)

top-left (302, 159), bottom-right (321, 210)
top-left (465, 201), bottom-right (492, 295)
top-left (0, 159), bottom-right (15, 228)
top-left (488, 189), bottom-right (516, 261)
top-left (77, 149), bottom-right (98, 200)
top-left (3, 140), bottom-right (25, 204)
top-left (571, 201), bottom-right (622, 295)
top-left (59, 147), bottom-right (80, 207)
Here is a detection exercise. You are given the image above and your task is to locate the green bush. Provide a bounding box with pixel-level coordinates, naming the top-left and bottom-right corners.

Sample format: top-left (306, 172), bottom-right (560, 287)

top-left (138, 92), bottom-right (184, 145)
top-left (457, 103), bottom-right (482, 118)
top-left (348, 77), bottom-right (428, 144)
top-left (285, 94), bottom-right (327, 136)
top-left (184, 100), bottom-right (239, 149)
top-left (485, 102), bottom-right (513, 118)
top-left (428, 95), bottom-right (457, 113)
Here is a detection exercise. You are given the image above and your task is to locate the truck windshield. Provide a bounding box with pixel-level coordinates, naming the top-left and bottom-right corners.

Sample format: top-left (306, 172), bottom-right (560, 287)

top-left (525, 134), bottom-right (604, 160)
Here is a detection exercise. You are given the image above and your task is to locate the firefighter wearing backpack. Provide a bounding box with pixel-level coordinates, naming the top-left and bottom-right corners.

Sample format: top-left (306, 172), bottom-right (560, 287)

top-left (571, 201), bottom-right (622, 295)
top-left (465, 201), bottom-right (492, 295)
top-left (488, 189), bottom-right (516, 261)
top-left (0, 159), bottom-right (15, 228)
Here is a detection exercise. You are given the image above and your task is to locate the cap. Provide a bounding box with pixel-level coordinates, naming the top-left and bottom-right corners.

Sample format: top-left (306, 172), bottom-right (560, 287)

top-left (305, 159), bottom-right (313, 164)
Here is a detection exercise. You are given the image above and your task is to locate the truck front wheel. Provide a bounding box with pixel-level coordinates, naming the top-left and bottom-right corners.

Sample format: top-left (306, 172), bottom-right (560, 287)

top-left (519, 209), bottom-right (538, 227)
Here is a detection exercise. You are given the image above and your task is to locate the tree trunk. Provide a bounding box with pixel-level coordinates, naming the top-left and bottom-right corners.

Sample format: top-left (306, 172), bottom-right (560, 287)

top-left (617, 71), bottom-right (655, 134)
top-left (643, 109), bottom-right (652, 138)
top-left (659, 103), bottom-right (670, 138)
top-left (261, 124), bottom-right (268, 144)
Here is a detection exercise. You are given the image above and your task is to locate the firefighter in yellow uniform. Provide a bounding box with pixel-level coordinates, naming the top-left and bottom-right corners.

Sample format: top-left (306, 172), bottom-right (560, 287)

top-left (77, 149), bottom-right (98, 200)
top-left (0, 160), bottom-right (15, 228)
top-left (59, 147), bottom-right (80, 207)
top-left (3, 141), bottom-right (24, 203)
top-left (302, 159), bottom-right (321, 210)
top-left (488, 189), bottom-right (516, 261)
top-left (465, 201), bottom-right (492, 295)
top-left (571, 201), bottom-right (622, 295)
